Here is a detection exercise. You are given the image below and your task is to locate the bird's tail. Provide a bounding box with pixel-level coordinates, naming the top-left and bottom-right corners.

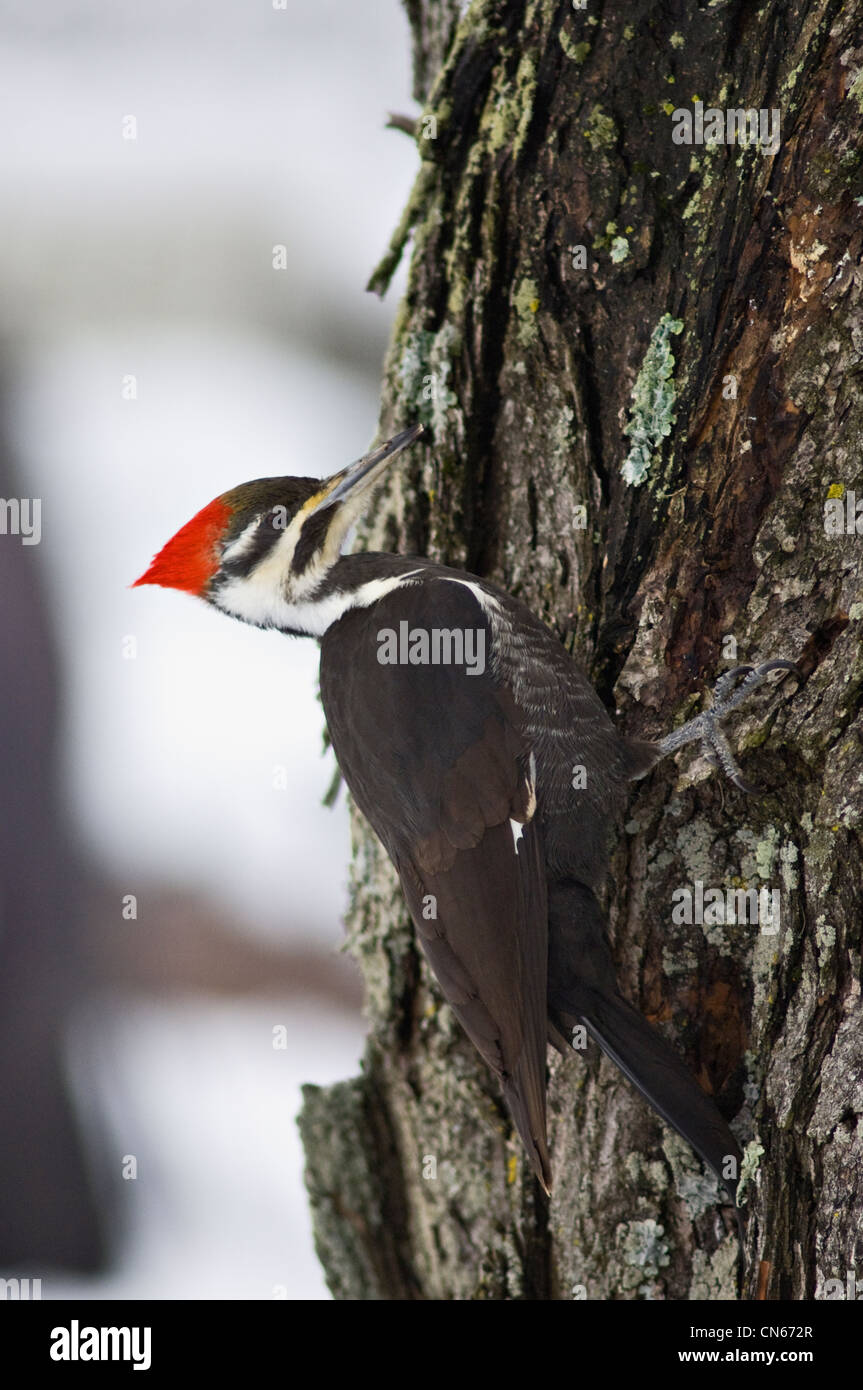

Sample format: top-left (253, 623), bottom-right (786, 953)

top-left (547, 881), bottom-right (743, 1231)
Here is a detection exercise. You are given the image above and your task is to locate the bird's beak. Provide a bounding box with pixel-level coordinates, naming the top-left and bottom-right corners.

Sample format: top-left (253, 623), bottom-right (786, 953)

top-left (312, 424), bottom-right (424, 514)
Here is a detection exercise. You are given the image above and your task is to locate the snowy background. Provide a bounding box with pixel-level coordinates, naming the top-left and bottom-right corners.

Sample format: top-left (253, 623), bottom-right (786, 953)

top-left (1, 0), bottom-right (417, 1298)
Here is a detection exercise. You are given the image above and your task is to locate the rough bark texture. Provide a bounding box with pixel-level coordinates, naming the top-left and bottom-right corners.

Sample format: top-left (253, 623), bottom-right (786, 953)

top-left (299, 0), bottom-right (863, 1300)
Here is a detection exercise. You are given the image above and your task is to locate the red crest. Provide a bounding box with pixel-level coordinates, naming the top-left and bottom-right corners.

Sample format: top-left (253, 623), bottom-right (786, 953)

top-left (133, 497), bottom-right (232, 594)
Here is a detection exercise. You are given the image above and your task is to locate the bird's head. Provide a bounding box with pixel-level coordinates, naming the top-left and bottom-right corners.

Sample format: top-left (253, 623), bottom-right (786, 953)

top-left (133, 424), bottom-right (424, 633)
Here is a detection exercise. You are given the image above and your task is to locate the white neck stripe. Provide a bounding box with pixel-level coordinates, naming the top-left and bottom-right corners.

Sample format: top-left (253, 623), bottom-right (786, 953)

top-left (216, 570), bottom-right (424, 636)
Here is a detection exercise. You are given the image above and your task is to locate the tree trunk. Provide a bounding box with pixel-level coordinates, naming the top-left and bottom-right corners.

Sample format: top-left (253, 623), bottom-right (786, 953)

top-left (299, 0), bottom-right (863, 1300)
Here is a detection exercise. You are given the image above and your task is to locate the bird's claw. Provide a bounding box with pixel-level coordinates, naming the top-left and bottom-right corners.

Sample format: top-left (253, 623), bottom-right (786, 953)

top-left (658, 659), bottom-right (801, 794)
top-left (709, 659), bottom-right (801, 719)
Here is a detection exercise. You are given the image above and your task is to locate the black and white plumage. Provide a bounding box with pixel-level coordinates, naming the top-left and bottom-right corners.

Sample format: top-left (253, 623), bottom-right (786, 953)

top-left (136, 424), bottom-right (797, 1220)
top-left (318, 554), bottom-right (739, 1203)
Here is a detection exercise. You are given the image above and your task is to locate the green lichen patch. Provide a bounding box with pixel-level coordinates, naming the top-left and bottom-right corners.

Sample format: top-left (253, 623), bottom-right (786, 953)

top-left (558, 32), bottom-right (591, 65)
top-left (513, 277), bottom-right (541, 344)
top-left (621, 314), bottom-right (684, 486)
top-left (755, 824), bottom-right (780, 880)
top-left (736, 1140), bottom-right (765, 1206)
top-left (615, 1218), bottom-right (671, 1295)
top-left (663, 1131), bottom-right (725, 1220)
top-left (396, 325), bottom-right (461, 434)
top-left (688, 1240), bottom-right (740, 1299)
top-left (583, 104), bottom-right (617, 151)
top-left (480, 51), bottom-right (538, 157)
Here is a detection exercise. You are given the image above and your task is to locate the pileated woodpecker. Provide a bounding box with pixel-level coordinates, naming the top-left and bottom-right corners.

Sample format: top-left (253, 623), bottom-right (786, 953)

top-left (135, 423), bottom-right (797, 1223)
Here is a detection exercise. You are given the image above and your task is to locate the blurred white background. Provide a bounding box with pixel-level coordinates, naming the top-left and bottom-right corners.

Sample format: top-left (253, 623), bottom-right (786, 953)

top-left (0, 0), bottom-right (418, 1298)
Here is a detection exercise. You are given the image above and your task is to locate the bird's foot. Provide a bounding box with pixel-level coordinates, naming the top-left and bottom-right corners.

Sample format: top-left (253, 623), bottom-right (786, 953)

top-left (658, 660), bottom-right (800, 793)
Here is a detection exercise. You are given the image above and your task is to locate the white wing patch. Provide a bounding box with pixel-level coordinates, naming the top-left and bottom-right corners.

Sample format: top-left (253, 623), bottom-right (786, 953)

top-left (441, 576), bottom-right (502, 617)
top-left (510, 818), bottom-right (525, 854)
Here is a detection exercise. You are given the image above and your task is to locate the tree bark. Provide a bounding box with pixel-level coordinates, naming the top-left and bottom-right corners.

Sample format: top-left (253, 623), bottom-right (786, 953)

top-left (299, 0), bottom-right (863, 1300)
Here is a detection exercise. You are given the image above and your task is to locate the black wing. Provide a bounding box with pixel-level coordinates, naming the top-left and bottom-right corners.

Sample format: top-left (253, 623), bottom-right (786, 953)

top-left (320, 576), bottom-right (551, 1189)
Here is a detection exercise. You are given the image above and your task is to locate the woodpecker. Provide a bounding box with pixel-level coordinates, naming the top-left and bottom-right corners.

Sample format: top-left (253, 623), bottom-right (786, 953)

top-left (135, 423), bottom-right (797, 1223)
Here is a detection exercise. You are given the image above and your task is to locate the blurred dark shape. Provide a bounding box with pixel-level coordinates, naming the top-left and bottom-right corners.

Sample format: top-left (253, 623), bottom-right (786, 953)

top-left (86, 888), bottom-right (363, 1008)
top-left (0, 426), bottom-right (108, 1272)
